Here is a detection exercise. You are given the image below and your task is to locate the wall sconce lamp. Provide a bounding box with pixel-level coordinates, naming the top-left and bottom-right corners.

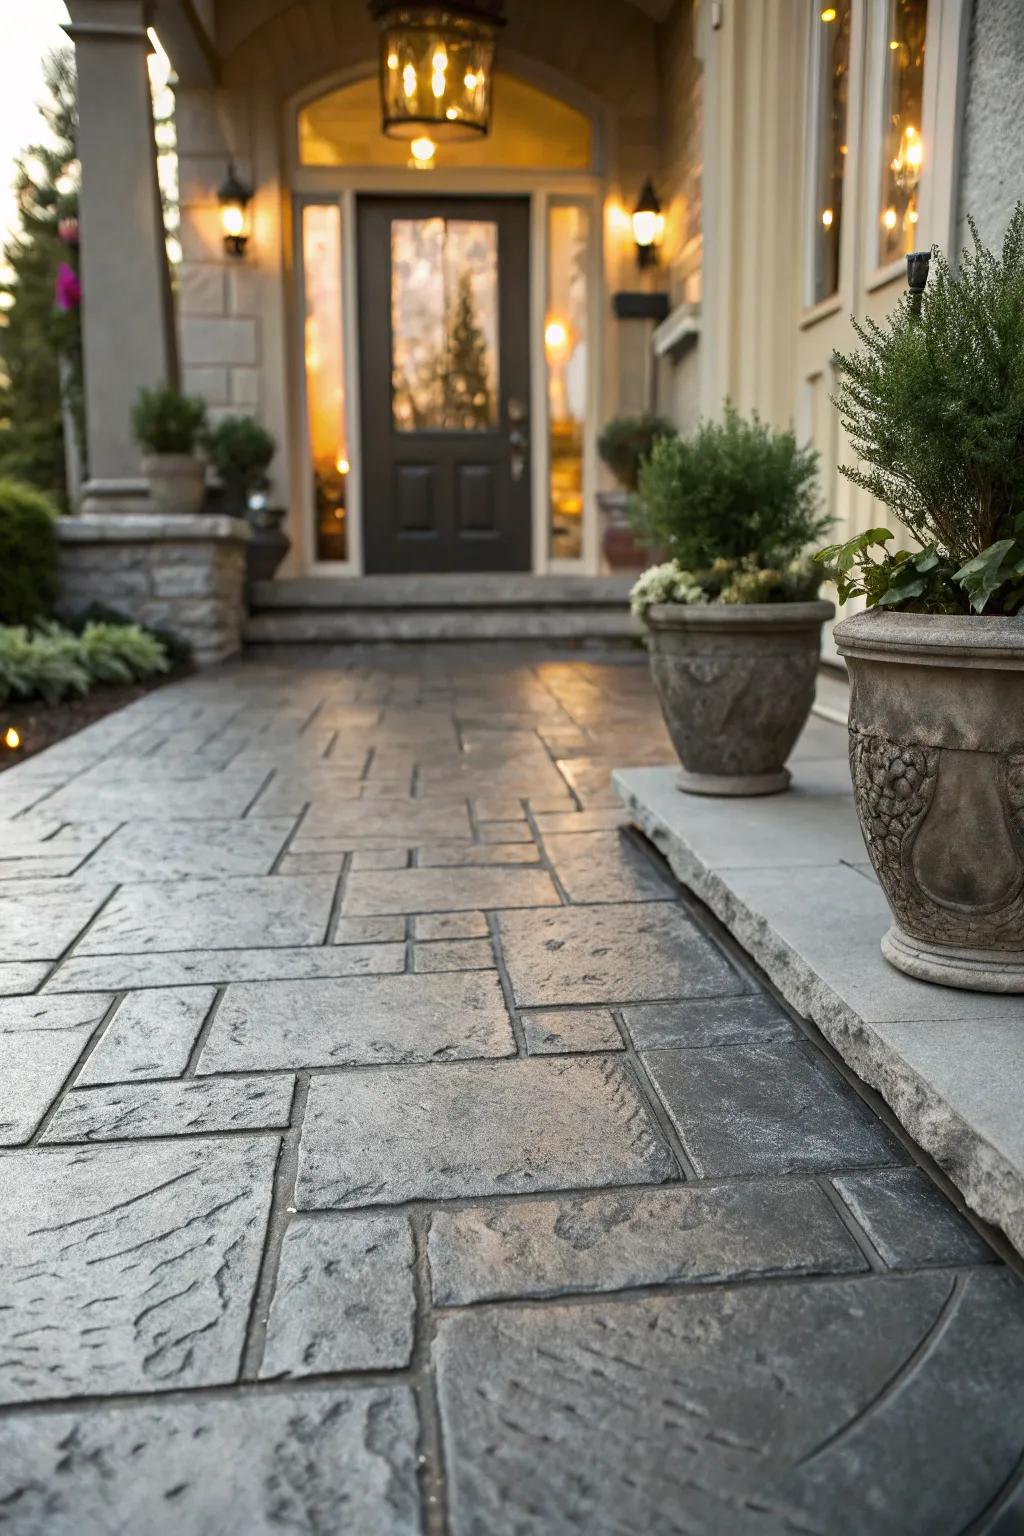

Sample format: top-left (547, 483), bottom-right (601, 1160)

top-left (632, 179), bottom-right (664, 269)
top-left (218, 163), bottom-right (252, 257)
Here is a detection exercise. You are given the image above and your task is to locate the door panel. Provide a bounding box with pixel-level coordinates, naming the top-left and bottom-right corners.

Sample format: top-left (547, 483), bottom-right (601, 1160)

top-left (359, 196), bottom-right (532, 574)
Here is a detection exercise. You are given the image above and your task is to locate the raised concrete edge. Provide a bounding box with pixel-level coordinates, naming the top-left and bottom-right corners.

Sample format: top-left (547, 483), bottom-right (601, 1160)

top-left (613, 762), bottom-right (1024, 1258)
top-left (58, 513), bottom-right (250, 544)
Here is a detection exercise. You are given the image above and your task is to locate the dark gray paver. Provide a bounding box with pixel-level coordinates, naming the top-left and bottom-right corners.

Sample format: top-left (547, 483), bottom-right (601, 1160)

top-left (261, 1214), bottom-right (416, 1377)
top-left (622, 994), bottom-right (796, 1050)
top-left (343, 865), bottom-right (560, 915)
top-left (75, 876), bottom-right (336, 954)
top-left (418, 840), bottom-right (539, 865)
top-left (0, 1386), bottom-right (422, 1534)
top-left (499, 901), bottom-right (746, 1006)
top-left (0, 993), bottom-right (109, 1143)
top-left (44, 941), bottom-right (406, 992)
top-left (541, 828), bottom-right (674, 902)
top-left (435, 1270), bottom-right (1024, 1536)
top-left (332, 915), bottom-right (407, 944)
top-left (520, 1007), bottom-right (623, 1054)
top-left (41, 1075), bottom-right (294, 1142)
top-left (297, 1058), bottom-right (676, 1208)
top-left (198, 972), bottom-right (515, 1072)
top-left (429, 1181), bottom-right (866, 1305)
top-left (77, 986), bottom-right (216, 1083)
top-left (643, 1041), bottom-right (903, 1176)
top-left (41, 774), bottom-right (269, 822)
top-left (294, 799), bottom-right (472, 847)
top-left (0, 1137), bottom-right (277, 1402)
top-left (833, 1167), bottom-right (997, 1268)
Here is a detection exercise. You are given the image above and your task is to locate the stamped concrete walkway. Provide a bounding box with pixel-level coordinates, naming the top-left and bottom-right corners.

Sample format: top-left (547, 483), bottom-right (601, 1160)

top-left (0, 646), bottom-right (1021, 1535)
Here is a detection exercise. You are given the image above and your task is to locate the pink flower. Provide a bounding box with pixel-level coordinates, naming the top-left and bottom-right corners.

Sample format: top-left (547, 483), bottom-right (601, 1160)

top-left (55, 262), bottom-right (81, 312)
top-left (58, 217), bottom-right (79, 247)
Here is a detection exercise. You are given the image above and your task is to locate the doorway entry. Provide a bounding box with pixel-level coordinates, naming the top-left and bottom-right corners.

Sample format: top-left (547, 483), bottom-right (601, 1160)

top-left (357, 195), bottom-right (532, 574)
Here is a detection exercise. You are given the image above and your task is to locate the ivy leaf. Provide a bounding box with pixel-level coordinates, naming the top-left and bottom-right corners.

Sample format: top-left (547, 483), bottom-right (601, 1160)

top-left (814, 527), bottom-right (893, 570)
top-left (953, 539), bottom-right (1017, 613)
top-left (912, 547), bottom-right (940, 572)
top-left (878, 577), bottom-right (925, 606)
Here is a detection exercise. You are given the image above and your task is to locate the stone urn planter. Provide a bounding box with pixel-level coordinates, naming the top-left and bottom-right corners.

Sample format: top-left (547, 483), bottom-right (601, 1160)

top-left (834, 610), bottom-right (1024, 992)
top-left (646, 600), bottom-right (835, 795)
top-left (599, 490), bottom-right (649, 570)
top-left (142, 453), bottom-right (206, 517)
top-left (246, 507), bottom-right (291, 584)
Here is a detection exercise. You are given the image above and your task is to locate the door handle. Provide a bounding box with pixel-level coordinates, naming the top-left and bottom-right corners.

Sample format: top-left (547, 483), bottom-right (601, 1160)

top-left (509, 428), bottom-right (527, 483)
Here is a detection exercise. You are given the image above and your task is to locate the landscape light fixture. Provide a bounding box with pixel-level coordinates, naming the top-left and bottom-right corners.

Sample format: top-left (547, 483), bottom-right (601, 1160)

top-left (369, 0), bottom-right (506, 140)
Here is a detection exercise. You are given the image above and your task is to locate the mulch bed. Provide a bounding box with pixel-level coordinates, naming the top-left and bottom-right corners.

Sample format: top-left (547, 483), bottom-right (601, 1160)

top-left (0, 667), bottom-right (191, 772)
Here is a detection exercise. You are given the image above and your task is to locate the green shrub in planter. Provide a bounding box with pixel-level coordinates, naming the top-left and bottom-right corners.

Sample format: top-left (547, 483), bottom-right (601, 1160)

top-left (0, 478), bottom-right (60, 626)
top-left (203, 416), bottom-right (275, 514)
top-left (817, 208), bottom-right (1024, 615)
top-left (597, 413), bottom-right (676, 491)
top-left (131, 385), bottom-right (207, 454)
top-left (629, 405), bottom-right (829, 611)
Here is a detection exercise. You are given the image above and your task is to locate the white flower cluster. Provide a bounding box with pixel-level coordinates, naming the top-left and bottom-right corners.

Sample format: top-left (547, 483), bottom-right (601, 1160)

top-left (629, 561), bottom-right (708, 620)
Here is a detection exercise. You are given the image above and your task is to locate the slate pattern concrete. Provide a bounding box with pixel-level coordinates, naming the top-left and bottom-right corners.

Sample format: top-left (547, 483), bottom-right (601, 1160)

top-left (0, 647), bottom-right (1019, 1534)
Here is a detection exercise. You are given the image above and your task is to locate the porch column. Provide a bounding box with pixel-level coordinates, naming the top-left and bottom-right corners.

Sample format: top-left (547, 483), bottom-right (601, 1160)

top-left (64, 0), bottom-right (178, 506)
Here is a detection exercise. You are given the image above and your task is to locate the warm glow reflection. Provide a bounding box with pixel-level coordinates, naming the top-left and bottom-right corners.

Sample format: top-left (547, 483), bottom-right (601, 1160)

top-left (821, 207), bottom-right (834, 228)
top-left (544, 317), bottom-right (570, 358)
top-left (821, 6), bottom-right (837, 19)
top-left (410, 135), bottom-right (437, 164)
top-left (4, 727), bottom-right (20, 749)
top-left (883, 206), bottom-right (898, 230)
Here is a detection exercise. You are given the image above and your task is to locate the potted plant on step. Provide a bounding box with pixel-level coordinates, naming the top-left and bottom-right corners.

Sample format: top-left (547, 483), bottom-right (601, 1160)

top-left (597, 413), bottom-right (675, 569)
top-left (203, 415), bottom-right (289, 582)
top-left (629, 405), bottom-right (833, 796)
top-left (817, 210), bottom-right (1024, 993)
top-left (132, 385), bottom-right (207, 516)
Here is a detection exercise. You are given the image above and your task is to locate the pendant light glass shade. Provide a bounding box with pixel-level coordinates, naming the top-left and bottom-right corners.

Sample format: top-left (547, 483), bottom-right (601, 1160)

top-left (369, 2), bottom-right (505, 140)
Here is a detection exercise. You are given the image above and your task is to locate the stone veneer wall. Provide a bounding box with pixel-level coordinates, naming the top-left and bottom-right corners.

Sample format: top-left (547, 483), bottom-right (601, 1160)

top-left (57, 515), bottom-right (250, 668)
top-left (956, 0), bottom-right (1024, 253)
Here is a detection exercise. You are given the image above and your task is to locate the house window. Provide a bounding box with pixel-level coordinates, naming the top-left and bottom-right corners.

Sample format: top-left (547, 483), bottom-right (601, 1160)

top-left (301, 204), bottom-right (348, 562)
top-left (546, 203), bottom-right (590, 561)
top-left (877, 0), bottom-right (927, 266)
top-left (807, 1), bottom-right (852, 305)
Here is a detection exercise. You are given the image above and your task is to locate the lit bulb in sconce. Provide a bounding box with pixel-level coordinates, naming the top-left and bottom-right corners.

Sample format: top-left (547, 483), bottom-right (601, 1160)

top-left (821, 208), bottom-right (834, 229)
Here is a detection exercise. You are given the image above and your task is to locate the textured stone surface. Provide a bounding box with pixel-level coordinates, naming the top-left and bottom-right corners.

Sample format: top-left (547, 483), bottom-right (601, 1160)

top-left (76, 875), bottom-right (336, 954)
top-left (0, 992), bottom-right (109, 1143)
top-left (0, 1137), bottom-right (277, 1402)
top-left (297, 1058), bottom-right (676, 1208)
top-left (262, 1214), bottom-right (415, 1377)
top-left (542, 829), bottom-right (674, 903)
top-left (294, 800), bottom-right (472, 847)
top-left (413, 911), bottom-right (489, 940)
top-left (42, 1074), bottom-right (294, 1141)
top-left (0, 960), bottom-right (51, 994)
top-left (413, 938), bottom-right (494, 972)
top-left (0, 886), bottom-right (111, 962)
top-left (45, 941), bottom-right (406, 992)
top-left (622, 995), bottom-right (795, 1050)
top-left (199, 972), bottom-right (514, 1071)
top-left (343, 865), bottom-right (560, 916)
top-left (78, 986), bottom-right (215, 1082)
top-left (499, 901), bottom-right (746, 1006)
top-left (0, 1386), bottom-right (422, 1533)
top-left (87, 817), bottom-right (294, 880)
top-left (616, 761), bottom-right (1024, 1256)
top-left (429, 1180), bottom-right (865, 1304)
top-left (833, 1167), bottom-right (997, 1269)
top-left (520, 1007), bottom-right (623, 1053)
top-left (435, 1270), bottom-right (1024, 1535)
top-left (643, 1042), bottom-right (902, 1177)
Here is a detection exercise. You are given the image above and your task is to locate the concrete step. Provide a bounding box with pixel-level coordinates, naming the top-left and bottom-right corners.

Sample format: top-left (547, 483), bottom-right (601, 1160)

top-left (245, 575), bottom-right (641, 644)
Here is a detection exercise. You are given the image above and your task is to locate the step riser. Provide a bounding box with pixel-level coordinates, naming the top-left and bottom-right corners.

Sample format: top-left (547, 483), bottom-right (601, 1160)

top-left (244, 609), bottom-right (641, 644)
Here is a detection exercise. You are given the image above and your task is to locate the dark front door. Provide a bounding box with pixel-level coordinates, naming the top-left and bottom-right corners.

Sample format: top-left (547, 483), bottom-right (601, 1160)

top-left (358, 196), bottom-right (532, 574)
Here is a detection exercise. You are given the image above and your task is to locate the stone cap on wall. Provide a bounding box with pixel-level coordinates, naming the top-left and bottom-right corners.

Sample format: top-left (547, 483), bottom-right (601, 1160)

top-left (58, 513), bottom-right (251, 544)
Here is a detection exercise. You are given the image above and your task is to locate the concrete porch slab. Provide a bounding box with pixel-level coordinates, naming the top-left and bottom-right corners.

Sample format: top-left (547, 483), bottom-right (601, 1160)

top-left (614, 740), bottom-right (1024, 1259)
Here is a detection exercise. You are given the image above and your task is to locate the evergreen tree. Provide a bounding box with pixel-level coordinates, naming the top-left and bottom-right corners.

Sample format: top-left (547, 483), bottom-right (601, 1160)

top-left (444, 271), bottom-right (492, 429)
top-left (0, 49), bottom-right (81, 506)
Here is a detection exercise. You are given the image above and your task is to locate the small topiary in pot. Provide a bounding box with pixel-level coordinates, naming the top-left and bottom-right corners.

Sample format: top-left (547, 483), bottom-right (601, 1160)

top-left (132, 384), bottom-right (208, 516)
top-left (203, 415), bottom-right (275, 517)
top-left (817, 208), bottom-right (1024, 992)
top-left (596, 413), bottom-right (677, 570)
top-left (628, 406), bottom-right (834, 796)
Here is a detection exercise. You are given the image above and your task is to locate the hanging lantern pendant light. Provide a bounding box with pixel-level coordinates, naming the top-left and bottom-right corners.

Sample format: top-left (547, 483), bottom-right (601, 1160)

top-left (369, 1), bottom-right (506, 140)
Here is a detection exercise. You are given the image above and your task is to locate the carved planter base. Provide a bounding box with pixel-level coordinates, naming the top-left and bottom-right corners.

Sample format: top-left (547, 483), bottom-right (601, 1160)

top-left (835, 611), bottom-right (1024, 994)
top-left (645, 600), bottom-right (835, 797)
